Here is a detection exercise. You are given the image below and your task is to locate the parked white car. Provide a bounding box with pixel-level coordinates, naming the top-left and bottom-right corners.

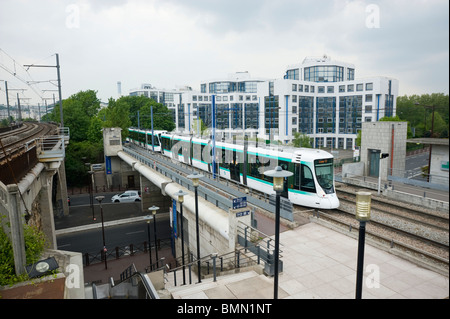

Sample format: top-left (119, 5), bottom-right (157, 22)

top-left (111, 190), bottom-right (141, 203)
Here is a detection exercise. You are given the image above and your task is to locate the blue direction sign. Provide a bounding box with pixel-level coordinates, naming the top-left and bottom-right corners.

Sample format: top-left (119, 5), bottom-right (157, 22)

top-left (236, 210), bottom-right (250, 218)
top-left (233, 196), bottom-right (247, 209)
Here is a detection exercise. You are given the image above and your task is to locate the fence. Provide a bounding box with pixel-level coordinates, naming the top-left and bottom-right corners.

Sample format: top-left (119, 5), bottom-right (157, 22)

top-left (82, 238), bottom-right (171, 267)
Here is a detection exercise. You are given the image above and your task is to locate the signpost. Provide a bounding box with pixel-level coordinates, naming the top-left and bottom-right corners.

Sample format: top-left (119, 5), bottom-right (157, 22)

top-left (233, 196), bottom-right (247, 209)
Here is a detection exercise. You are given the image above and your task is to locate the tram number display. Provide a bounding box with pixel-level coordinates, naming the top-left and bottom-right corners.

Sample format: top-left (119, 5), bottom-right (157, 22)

top-left (315, 158), bottom-right (333, 165)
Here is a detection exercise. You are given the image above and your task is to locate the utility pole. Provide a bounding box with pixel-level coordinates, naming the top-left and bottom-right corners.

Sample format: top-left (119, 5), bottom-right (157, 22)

top-left (4, 81), bottom-right (11, 120)
top-left (24, 53), bottom-right (63, 127)
top-left (24, 53), bottom-right (69, 216)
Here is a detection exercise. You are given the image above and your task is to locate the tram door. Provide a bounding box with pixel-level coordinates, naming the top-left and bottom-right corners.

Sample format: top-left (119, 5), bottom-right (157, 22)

top-left (279, 162), bottom-right (289, 198)
top-left (230, 149), bottom-right (240, 183)
top-left (230, 162), bottom-right (240, 183)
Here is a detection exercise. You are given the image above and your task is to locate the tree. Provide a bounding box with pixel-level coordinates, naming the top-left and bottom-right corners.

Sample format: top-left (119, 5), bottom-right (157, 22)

top-left (292, 132), bottom-right (312, 148)
top-left (396, 93), bottom-right (449, 138)
top-left (103, 98), bottom-right (132, 140)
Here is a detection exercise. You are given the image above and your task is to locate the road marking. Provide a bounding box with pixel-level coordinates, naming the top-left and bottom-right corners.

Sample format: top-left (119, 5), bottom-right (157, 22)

top-left (125, 230), bottom-right (145, 235)
top-left (58, 243), bottom-right (71, 248)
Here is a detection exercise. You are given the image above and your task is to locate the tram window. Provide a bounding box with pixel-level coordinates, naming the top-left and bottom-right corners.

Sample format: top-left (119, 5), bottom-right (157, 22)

top-left (300, 164), bottom-right (316, 193)
top-left (279, 160), bottom-right (289, 171)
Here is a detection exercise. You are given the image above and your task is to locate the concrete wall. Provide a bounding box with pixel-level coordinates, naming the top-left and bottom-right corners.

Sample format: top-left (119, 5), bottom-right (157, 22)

top-left (361, 121), bottom-right (407, 180)
top-left (430, 145), bottom-right (449, 186)
top-left (342, 161), bottom-right (364, 178)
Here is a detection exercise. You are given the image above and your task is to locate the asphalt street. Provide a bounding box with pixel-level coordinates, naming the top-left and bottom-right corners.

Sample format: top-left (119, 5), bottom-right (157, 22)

top-left (55, 193), bottom-right (171, 255)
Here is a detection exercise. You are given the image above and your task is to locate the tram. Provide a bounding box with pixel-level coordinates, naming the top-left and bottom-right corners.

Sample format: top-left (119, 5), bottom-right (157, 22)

top-left (127, 128), bottom-right (339, 209)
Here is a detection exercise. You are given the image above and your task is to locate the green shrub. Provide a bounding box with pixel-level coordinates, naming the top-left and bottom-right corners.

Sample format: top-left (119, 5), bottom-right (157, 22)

top-left (0, 224), bottom-right (47, 286)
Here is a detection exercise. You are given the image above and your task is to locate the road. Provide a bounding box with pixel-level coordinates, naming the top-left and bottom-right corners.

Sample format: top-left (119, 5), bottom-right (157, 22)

top-left (56, 192), bottom-right (171, 254)
top-left (56, 218), bottom-right (170, 254)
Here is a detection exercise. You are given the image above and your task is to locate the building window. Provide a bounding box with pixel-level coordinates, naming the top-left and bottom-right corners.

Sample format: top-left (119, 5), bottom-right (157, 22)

top-left (347, 68), bottom-right (355, 81)
top-left (356, 84), bottom-right (363, 91)
top-left (299, 84), bottom-right (303, 92)
top-left (304, 65), bottom-right (344, 82)
top-left (347, 84), bottom-right (354, 92)
top-left (292, 84), bottom-right (297, 91)
top-left (327, 86), bottom-right (334, 93)
top-left (366, 82), bottom-right (373, 90)
top-left (365, 94), bottom-right (373, 102)
top-left (318, 86), bottom-right (325, 93)
top-left (285, 69), bottom-right (299, 80)
top-left (339, 85), bottom-right (345, 93)
top-left (365, 105), bottom-right (372, 113)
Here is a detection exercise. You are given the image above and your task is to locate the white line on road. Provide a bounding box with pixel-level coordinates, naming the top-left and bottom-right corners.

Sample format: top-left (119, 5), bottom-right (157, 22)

top-left (125, 230), bottom-right (145, 235)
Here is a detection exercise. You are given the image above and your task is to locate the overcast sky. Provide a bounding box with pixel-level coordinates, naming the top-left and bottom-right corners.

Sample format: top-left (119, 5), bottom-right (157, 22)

top-left (0, 0), bottom-right (448, 106)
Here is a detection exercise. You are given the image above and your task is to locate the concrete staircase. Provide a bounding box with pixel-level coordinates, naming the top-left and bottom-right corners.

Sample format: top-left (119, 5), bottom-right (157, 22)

top-left (166, 270), bottom-right (265, 299)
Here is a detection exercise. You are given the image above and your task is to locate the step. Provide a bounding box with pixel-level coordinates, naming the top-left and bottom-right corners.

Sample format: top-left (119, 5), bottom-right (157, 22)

top-left (168, 270), bottom-right (260, 299)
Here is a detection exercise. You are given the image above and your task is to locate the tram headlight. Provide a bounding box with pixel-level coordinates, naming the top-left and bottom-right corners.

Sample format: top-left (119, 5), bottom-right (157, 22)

top-left (355, 191), bottom-right (372, 221)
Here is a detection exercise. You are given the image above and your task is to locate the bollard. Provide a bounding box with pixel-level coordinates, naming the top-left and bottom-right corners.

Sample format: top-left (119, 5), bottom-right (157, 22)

top-left (84, 253), bottom-right (90, 266)
top-left (212, 253), bottom-right (218, 282)
top-left (173, 269), bottom-right (177, 286)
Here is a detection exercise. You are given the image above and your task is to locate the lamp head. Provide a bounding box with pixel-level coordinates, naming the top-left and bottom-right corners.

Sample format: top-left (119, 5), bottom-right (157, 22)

top-left (148, 205), bottom-right (159, 215)
top-left (187, 172), bottom-right (204, 187)
top-left (263, 166), bottom-right (293, 192)
top-left (95, 195), bottom-right (105, 203)
top-left (175, 189), bottom-right (188, 203)
top-left (356, 191), bottom-right (372, 221)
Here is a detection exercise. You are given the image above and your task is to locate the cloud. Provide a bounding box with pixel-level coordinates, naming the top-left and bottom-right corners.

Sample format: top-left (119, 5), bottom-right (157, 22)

top-left (0, 0), bottom-right (448, 106)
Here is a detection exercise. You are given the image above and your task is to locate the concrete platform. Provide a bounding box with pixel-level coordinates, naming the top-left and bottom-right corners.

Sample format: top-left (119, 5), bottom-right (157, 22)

top-left (167, 223), bottom-right (449, 299)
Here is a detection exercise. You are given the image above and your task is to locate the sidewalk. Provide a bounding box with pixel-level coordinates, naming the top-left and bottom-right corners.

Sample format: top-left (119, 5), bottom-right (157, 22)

top-left (168, 223), bottom-right (449, 299)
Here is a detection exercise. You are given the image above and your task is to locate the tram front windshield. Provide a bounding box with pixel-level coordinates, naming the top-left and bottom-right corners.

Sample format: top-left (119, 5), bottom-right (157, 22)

top-left (314, 158), bottom-right (334, 193)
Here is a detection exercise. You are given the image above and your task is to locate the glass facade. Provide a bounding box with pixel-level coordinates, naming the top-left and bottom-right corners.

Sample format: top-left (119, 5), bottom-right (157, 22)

top-left (285, 69), bottom-right (299, 80)
top-left (304, 66), bottom-right (344, 82)
top-left (177, 103), bottom-right (185, 129)
top-left (264, 96), bottom-right (279, 133)
top-left (207, 81), bottom-right (259, 94)
top-left (245, 103), bottom-right (259, 129)
top-left (339, 96), bottom-right (362, 134)
top-left (316, 97), bottom-right (336, 134)
top-left (298, 96), bottom-right (314, 134)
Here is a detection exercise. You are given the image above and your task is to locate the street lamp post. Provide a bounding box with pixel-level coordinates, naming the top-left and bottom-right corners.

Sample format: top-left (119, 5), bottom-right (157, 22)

top-left (88, 170), bottom-right (95, 220)
top-left (187, 172), bottom-right (204, 283)
top-left (355, 191), bottom-right (372, 299)
top-left (144, 215), bottom-right (153, 271)
top-left (149, 206), bottom-right (160, 267)
top-left (175, 189), bottom-right (188, 285)
top-left (415, 103), bottom-right (436, 182)
top-left (95, 195), bottom-right (107, 270)
top-left (263, 166), bottom-right (293, 299)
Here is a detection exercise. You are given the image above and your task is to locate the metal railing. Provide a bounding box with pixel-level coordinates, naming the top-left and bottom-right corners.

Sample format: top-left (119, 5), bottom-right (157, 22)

top-left (164, 249), bottom-right (258, 287)
top-left (93, 263), bottom-right (160, 299)
top-left (36, 135), bottom-right (65, 162)
top-left (82, 239), bottom-right (171, 267)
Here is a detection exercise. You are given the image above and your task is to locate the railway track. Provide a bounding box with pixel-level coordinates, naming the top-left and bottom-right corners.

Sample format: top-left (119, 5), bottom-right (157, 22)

top-left (294, 186), bottom-right (449, 275)
top-left (0, 122), bottom-right (57, 163)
